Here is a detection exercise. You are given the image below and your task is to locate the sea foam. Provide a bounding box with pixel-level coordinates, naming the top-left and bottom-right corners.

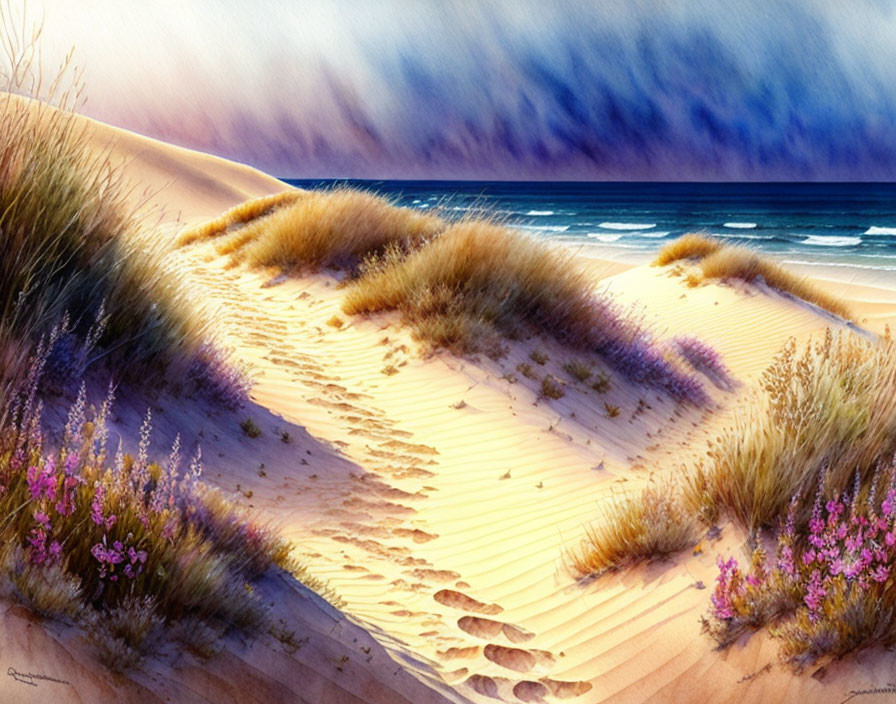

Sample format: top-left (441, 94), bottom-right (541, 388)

top-left (518, 224), bottom-right (570, 233)
top-left (598, 222), bottom-right (655, 230)
top-left (864, 226), bottom-right (896, 235)
top-left (723, 222), bottom-right (757, 229)
top-left (802, 235), bottom-right (862, 247)
top-left (526, 210), bottom-right (554, 215)
top-left (631, 230), bottom-right (670, 238)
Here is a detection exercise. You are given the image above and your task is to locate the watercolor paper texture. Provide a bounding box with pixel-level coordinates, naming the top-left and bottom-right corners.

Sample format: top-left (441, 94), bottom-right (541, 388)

top-left (1, 2), bottom-right (895, 703)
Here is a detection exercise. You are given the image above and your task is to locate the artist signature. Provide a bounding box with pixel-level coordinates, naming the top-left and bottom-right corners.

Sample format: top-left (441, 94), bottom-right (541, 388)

top-left (7, 666), bottom-right (70, 687)
top-left (840, 683), bottom-right (896, 703)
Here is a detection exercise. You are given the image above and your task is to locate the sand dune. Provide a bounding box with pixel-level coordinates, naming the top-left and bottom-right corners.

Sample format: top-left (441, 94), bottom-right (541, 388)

top-left (9, 100), bottom-right (896, 703)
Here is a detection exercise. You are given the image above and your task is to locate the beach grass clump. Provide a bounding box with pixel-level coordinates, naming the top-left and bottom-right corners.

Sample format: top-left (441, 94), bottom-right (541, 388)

top-left (568, 480), bottom-right (698, 577)
top-left (591, 372), bottom-right (611, 394)
top-left (697, 329), bottom-right (896, 664)
top-left (654, 235), bottom-right (853, 320)
top-left (700, 247), bottom-right (853, 319)
top-left (705, 472), bottom-right (896, 665)
top-left (0, 37), bottom-right (240, 398)
top-left (530, 349), bottom-right (548, 365)
top-left (0, 348), bottom-right (294, 671)
top-left (345, 220), bottom-right (709, 403)
top-left (240, 417), bottom-right (262, 438)
top-left (563, 360), bottom-right (592, 383)
top-left (654, 233), bottom-right (723, 266)
top-left (539, 375), bottom-right (565, 400)
top-left (177, 190), bottom-right (306, 246)
top-left (516, 362), bottom-right (538, 381)
top-left (688, 329), bottom-right (896, 532)
top-left (85, 595), bottom-right (163, 672)
top-left (204, 187), bottom-right (444, 272)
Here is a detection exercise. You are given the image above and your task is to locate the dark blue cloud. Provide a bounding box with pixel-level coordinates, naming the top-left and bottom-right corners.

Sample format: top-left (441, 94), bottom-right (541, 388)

top-left (48, 0), bottom-right (896, 180)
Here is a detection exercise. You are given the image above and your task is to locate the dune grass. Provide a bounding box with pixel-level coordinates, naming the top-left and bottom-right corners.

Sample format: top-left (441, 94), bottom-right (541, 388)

top-left (568, 479), bottom-right (698, 577)
top-left (687, 329), bottom-right (896, 532)
top-left (654, 234), bottom-right (853, 320)
top-left (193, 186), bottom-right (445, 272)
top-left (653, 233), bottom-right (723, 266)
top-left (177, 190), bottom-right (306, 246)
top-left (568, 327), bottom-right (896, 664)
top-left (0, 8), bottom-right (297, 672)
top-left (699, 247), bottom-right (853, 319)
top-left (0, 28), bottom-right (234, 397)
top-left (184, 187), bottom-right (714, 403)
top-left (344, 220), bottom-right (708, 403)
top-left (688, 328), bottom-right (896, 665)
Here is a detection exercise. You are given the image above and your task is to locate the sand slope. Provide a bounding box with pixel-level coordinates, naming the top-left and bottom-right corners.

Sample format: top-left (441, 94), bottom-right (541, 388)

top-left (168, 241), bottom-right (891, 704)
top-left (7, 97), bottom-right (896, 703)
top-left (1, 96), bottom-right (463, 704)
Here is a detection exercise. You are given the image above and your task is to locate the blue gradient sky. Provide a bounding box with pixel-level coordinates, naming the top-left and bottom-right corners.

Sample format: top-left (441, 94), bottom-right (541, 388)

top-left (29, 0), bottom-right (896, 180)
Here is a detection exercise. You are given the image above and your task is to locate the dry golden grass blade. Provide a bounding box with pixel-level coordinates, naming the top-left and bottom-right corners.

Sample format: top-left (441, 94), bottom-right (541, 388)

top-left (685, 330), bottom-right (896, 530)
top-left (177, 189), bottom-right (306, 246)
top-left (654, 234), bottom-right (854, 321)
top-left (567, 479), bottom-right (699, 577)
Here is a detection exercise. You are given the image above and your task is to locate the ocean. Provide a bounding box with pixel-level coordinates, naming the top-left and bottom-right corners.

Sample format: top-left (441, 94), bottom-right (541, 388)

top-left (285, 181), bottom-right (896, 277)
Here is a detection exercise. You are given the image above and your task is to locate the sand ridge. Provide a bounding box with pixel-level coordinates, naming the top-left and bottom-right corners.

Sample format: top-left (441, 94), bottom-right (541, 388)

top-left (9, 99), bottom-right (896, 703)
top-left (164, 224), bottom-right (894, 703)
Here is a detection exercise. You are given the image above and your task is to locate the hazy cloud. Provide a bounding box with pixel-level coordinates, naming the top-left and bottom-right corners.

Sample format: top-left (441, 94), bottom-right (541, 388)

top-left (29, 0), bottom-right (896, 179)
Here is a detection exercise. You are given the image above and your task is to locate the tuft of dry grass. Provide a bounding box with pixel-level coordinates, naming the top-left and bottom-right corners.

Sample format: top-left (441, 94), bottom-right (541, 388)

top-left (568, 480), bottom-right (699, 577)
top-left (516, 362), bottom-right (538, 380)
top-left (700, 247), bottom-right (853, 319)
top-left (0, 14), bottom-right (229, 391)
top-left (208, 187), bottom-right (444, 272)
top-left (344, 221), bottom-right (596, 354)
top-left (177, 190), bottom-right (305, 246)
top-left (686, 329), bottom-right (896, 531)
top-left (591, 372), bottom-right (611, 394)
top-left (240, 418), bottom-right (262, 438)
top-left (563, 360), bottom-right (592, 383)
top-left (85, 595), bottom-right (163, 671)
top-left (345, 219), bottom-right (708, 402)
top-left (0, 545), bottom-right (81, 619)
top-left (530, 349), bottom-right (548, 365)
top-left (654, 233), bottom-right (723, 266)
top-left (654, 235), bottom-right (853, 320)
top-left (539, 375), bottom-right (565, 400)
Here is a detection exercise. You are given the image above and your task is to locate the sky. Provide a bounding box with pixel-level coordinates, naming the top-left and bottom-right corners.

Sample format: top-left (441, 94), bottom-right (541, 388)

top-left (17, 0), bottom-right (896, 180)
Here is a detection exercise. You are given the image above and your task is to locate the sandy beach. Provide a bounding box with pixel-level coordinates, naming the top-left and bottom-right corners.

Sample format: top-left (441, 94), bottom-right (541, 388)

top-left (3, 97), bottom-right (895, 704)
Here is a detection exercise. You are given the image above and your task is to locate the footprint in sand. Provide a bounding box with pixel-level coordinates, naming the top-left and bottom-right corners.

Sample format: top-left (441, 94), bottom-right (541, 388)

top-left (539, 678), bottom-right (593, 699)
top-left (434, 589), bottom-right (503, 615)
top-left (514, 681), bottom-right (549, 703)
top-left (483, 644), bottom-right (555, 673)
top-left (465, 674), bottom-right (500, 699)
top-left (458, 616), bottom-right (535, 643)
